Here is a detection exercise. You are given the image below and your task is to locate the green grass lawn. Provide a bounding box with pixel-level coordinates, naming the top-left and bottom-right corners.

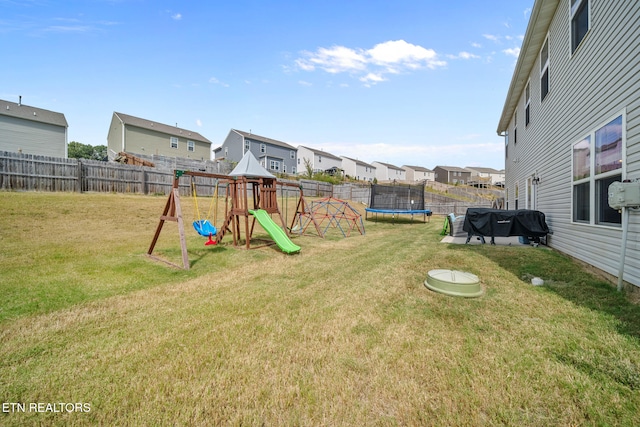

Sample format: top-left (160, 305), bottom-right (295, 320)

top-left (1, 191), bottom-right (640, 426)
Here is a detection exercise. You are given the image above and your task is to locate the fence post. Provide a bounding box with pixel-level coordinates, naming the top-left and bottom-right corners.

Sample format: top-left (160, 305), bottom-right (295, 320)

top-left (142, 169), bottom-right (148, 195)
top-left (76, 160), bottom-right (83, 193)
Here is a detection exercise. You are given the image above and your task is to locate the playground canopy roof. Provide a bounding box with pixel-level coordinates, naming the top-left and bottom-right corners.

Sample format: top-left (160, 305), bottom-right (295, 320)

top-left (229, 151), bottom-right (276, 178)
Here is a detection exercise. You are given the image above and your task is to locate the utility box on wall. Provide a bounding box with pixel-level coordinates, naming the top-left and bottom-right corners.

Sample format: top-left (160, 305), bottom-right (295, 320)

top-left (608, 181), bottom-right (640, 210)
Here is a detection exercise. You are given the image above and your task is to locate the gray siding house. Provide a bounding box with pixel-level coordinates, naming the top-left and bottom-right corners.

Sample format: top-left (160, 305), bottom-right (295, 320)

top-left (497, 0), bottom-right (640, 288)
top-left (107, 112), bottom-right (212, 161)
top-left (433, 166), bottom-right (471, 185)
top-left (0, 97), bottom-right (68, 157)
top-left (216, 129), bottom-right (297, 175)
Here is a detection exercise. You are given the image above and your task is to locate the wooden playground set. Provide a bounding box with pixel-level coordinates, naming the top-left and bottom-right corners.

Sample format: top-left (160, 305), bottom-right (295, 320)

top-left (147, 164), bottom-right (365, 270)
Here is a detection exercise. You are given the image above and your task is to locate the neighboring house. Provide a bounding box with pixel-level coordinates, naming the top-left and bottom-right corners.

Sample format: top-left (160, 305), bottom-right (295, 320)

top-left (341, 156), bottom-right (376, 182)
top-left (216, 129), bottom-right (297, 175)
top-left (297, 146), bottom-right (343, 176)
top-left (465, 167), bottom-right (505, 186)
top-left (497, 0), bottom-right (640, 288)
top-left (403, 165), bottom-right (434, 182)
top-left (107, 112), bottom-right (211, 161)
top-left (372, 161), bottom-right (406, 182)
top-left (0, 97), bottom-right (68, 157)
top-left (433, 166), bottom-right (471, 185)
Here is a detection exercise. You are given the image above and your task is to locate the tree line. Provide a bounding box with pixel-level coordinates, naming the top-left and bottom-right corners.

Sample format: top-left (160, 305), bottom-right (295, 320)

top-left (68, 141), bottom-right (107, 161)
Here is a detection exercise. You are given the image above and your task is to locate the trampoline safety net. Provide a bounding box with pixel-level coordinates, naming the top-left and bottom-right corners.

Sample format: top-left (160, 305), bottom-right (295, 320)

top-left (369, 184), bottom-right (425, 211)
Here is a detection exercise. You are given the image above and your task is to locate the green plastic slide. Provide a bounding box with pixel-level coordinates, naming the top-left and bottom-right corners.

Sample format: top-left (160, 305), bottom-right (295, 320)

top-left (249, 209), bottom-right (301, 254)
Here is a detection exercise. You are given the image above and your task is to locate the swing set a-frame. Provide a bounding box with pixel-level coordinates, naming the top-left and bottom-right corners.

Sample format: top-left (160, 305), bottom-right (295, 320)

top-left (147, 169), bottom-right (322, 269)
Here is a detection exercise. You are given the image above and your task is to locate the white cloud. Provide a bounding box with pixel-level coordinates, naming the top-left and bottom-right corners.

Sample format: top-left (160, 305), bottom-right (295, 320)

top-left (367, 40), bottom-right (440, 69)
top-left (471, 42), bottom-right (482, 48)
top-left (209, 76), bottom-right (229, 87)
top-left (295, 39), bottom-right (446, 86)
top-left (298, 80), bottom-right (312, 86)
top-left (482, 34), bottom-right (500, 42)
top-left (447, 51), bottom-right (480, 60)
top-left (196, 119), bottom-right (202, 127)
top-left (297, 45), bottom-right (367, 74)
top-left (359, 73), bottom-right (386, 87)
top-left (43, 25), bottom-right (92, 33)
top-left (172, 13), bottom-right (182, 21)
top-left (503, 47), bottom-right (521, 58)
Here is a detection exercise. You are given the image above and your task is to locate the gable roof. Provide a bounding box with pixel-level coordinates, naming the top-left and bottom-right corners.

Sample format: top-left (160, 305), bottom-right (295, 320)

top-left (298, 145), bottom-right (342, 161)
top-left (229, 150), bottom-right (276, 178)
top-left (232, 129), bottom-right (295, 150)
top-left (465, 167), bottom-right (502, 174)
top-left (341, 156), bottom-right (376, 168)
top-left (402, 165), bottom-right (432, 172)
top-left (435, 165), bottom-right (470, 173)
top-left (372, 161), bottom-right (403, 171)
top-left (497, 0), bottom-right (560, 133)
top-left (114, 112), bottom-right (211, 144)
top-left (1, 98), bottom-right (68, 127)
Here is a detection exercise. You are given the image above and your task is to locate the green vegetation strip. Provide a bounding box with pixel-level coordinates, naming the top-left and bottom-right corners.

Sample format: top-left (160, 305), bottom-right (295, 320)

top-left (1, 192), bottom-right (640, 425)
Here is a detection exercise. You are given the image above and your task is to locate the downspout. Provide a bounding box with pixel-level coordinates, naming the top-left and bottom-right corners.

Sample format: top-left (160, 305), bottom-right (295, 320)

top-left (121, 117), bottom-right (125, 152)
top-left (64, 126), bottom-right (69, 158)
top-left (617, 206), bottom-right (629, 291)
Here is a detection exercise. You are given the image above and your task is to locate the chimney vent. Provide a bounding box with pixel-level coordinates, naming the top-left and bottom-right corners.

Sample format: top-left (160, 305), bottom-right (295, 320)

top-left (18, 96), bottom-right (22, 106)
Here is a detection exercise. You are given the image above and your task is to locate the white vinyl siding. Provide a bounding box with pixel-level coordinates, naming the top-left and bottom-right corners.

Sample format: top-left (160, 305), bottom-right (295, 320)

top-left (503, 0), bottom-right (640, 286)
top-left (0, 115), bottom-right (66, 157)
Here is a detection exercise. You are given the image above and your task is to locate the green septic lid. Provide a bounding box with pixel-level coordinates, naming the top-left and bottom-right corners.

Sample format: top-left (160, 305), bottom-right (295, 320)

top-left (425, 269), bottom-right (483, 298)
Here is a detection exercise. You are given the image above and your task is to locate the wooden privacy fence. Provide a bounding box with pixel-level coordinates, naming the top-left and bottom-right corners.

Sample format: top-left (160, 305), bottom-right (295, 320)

top-left (0, 151), bottom-right (494, 213)
top-left (0, 151), bottom-right (342, 198)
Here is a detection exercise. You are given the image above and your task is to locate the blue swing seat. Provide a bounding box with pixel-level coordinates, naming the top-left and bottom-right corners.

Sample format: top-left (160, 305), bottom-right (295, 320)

top-left (193, 219), bottom-right (217, 237)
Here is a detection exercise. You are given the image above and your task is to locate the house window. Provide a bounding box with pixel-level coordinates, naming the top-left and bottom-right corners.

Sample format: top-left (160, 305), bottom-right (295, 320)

top-left (187, 140), bottom-right (195, 152)
top-left (540, 37), bottom-right (550, 102)
top-left (292, 167), bottom-right (296, 174)
top-left (283, 165), bottom-right (287, 173)
top-left (572, 114), bottom-right (624, 226)
top-left (318, 155), bottom-right (322, 163)
top-left (244, 140), bottom-right (250, 153)
top-left (514, 111), bottom-right (518, 145)
top-left (525, 81), bottom-right (531, 126)
top-left (224, 147), bottom-right (228, 157)
top-left (269, 160), bottom-right (280, 171)
top-left (170, 137), bottom-right (178, 149)
top-left (571, 0), bottom-right (589, 53)
top-left (290, 150), bottom-right (295, 159)
top-left (260, 143), bottom-right (266, 153)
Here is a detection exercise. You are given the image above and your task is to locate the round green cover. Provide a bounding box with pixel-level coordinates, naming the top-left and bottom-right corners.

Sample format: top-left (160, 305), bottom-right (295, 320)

top-left (424, 269), bottom-right (483, 298)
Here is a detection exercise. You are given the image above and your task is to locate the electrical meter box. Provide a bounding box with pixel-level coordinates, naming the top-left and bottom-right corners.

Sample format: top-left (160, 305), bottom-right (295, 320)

top-left (608, 181), bottom-right (640, 210)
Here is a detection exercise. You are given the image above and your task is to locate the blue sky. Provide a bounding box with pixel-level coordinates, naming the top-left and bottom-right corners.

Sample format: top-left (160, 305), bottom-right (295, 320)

top-left (1, 0), bottom-right (533, 170)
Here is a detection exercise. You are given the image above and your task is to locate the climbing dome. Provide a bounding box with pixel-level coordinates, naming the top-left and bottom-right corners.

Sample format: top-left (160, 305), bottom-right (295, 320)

top-left (295, 197), bottom-right (365, 238)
